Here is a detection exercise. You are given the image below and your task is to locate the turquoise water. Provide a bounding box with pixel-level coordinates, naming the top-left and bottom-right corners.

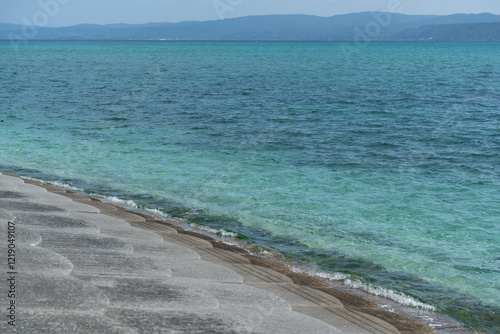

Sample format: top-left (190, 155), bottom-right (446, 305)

top-left (1, 41), bottom-right (499, 333)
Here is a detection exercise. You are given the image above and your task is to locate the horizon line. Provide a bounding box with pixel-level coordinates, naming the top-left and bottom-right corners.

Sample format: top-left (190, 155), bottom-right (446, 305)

top-left (1, 11), bottom-right (498, 29)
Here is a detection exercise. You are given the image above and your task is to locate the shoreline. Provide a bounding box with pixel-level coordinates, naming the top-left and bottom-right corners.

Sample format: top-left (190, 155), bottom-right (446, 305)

top-left (4, 171), bottom-right (482, 334)
top-left (126, 207), bottom-right (482, 334)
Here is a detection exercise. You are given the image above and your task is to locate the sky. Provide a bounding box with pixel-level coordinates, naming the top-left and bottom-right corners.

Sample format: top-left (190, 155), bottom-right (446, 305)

top-left (0, 0), bottom-right (499, 27)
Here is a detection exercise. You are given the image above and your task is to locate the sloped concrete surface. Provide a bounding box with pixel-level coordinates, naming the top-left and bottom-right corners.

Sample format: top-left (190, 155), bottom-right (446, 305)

top-left (0, 172), bottom-right (433, 333)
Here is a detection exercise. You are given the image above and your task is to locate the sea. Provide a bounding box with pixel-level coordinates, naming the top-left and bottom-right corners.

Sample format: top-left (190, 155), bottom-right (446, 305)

top-left (0, 41), bottom-right (499, 333)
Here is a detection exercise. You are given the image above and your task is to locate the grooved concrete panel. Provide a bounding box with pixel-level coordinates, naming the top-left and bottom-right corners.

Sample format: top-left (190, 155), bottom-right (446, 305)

top-left (161, 233), bottom-right (214, 248)
top-left (232, 264), bottom-right (294, 284)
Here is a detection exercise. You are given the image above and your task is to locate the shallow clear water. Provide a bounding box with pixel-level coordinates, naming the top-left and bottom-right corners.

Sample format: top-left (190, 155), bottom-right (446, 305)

top-left (1, 41), bottom-right (499, 333)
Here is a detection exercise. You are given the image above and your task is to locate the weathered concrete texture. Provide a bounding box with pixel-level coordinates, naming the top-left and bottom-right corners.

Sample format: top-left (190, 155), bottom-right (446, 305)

top-left (37, 231), bottom-right (133, 253)
top-left (149, 256), bottom-right (244, 283)
top-left (0, 172), bottom-right (432, 334)
top-left (76, 276), bottom-right (220, 310)
top-left (17, 273), bottom-right (109, 312)
top-left (0, 219), bottom-right (41, 247)
top-left (131, 241), bottom-right (201, 261)
top-left (16, 246), bottom-right (74, 275)
top-left (15, 213), bottom-right (99, 231)
top-left (0, 191), bottom-right (29, 199)
top-left (0, 200), bottom-right (66, 213)
top-left (13, 311), bottom-right (137, 334)
top-left (106, 308), bottom-right (343, 334)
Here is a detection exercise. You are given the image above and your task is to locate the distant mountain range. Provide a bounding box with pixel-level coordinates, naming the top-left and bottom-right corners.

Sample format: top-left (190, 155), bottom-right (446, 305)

top-left (2, 12), bottom-right (500, 42)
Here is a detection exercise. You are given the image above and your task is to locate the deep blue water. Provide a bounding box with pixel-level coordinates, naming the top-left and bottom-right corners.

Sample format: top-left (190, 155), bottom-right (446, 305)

top-left (0, 41), bottom-right (499, 333)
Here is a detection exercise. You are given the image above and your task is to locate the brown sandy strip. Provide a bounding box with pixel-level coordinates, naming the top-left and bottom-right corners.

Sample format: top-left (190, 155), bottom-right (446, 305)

top-left (7, 172), bottom-right (436, 334)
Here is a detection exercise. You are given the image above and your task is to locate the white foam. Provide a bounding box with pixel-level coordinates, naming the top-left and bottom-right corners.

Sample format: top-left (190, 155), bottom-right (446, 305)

top-left (24, 177), bottom-right (85, 192)
top-left (95, 195), bottom-right (139, 209)
top-left (256, 249), bottom-right (280, 257)
top-left (354, 281), bottom-right (436, 311)
top-left (88, 194), bottom-right (178, 221)
top-left (288, 265), bottom-right (436, 311)
top-left (189, 223), bottom-right (238, 238)
top-left (48, 181), bottom-right (85, 192)
top-left (144, 207), bottom-right (170, 218)
top-left (27, 178), bottom-right (170, 220)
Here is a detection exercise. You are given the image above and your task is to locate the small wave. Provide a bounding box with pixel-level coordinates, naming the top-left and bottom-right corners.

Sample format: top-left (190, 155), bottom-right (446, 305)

top-left (24, 177), bottom-right (85, 192)
top-left (92, 195), bottom-right (178, 221)
top-left (288, 265), bottom-right (436, 311)
top-left (46, 181), bottom-right (85, 192)
top-left (189, 223), bottom-right (238, 238)
top-left (352, 281), bottom-right (436, 311)
top-left (143, 207), bottom-right (170, 218)
top-left (94, 194), bottom-right (140, 209)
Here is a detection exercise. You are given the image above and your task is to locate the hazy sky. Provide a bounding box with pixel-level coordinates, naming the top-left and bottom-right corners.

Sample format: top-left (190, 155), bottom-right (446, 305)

top-left (1, 0), bottom-right (499, 26)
